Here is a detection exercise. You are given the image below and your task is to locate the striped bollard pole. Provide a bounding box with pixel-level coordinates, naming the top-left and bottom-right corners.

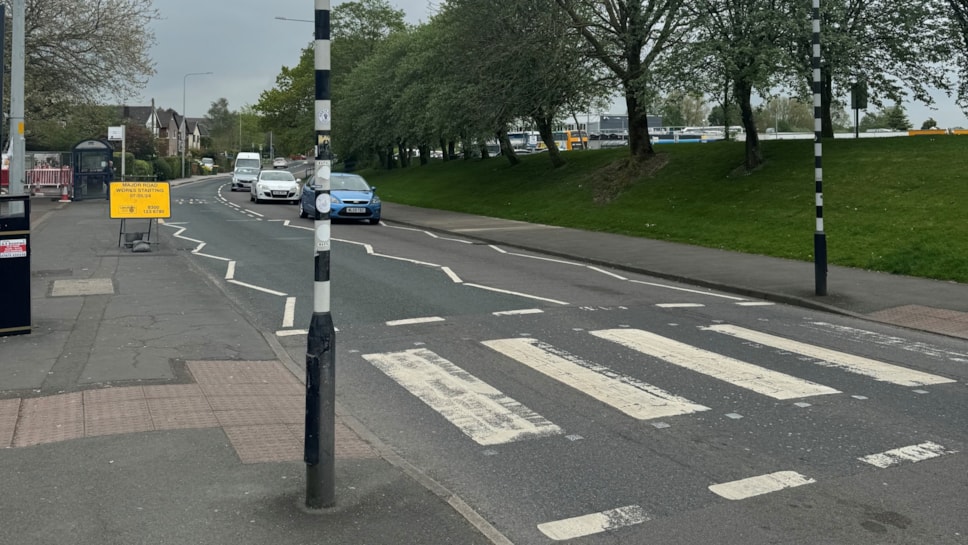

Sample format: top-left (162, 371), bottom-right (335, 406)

top-left (812, 0), bottom-right (827, 296)
top-left (305, 0), bottom-right (336, 510)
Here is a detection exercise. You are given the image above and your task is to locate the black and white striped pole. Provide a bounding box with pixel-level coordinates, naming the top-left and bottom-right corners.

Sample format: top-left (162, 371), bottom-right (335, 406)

top-left (305, 0), bottom-right (336, 510)
top-left (812, 0), bottom-right (827, 296)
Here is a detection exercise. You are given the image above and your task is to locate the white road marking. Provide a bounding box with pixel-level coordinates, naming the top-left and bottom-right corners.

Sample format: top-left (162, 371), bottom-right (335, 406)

top-left (482, 338), bottom-right (710, 420)
top-left (386, 316), bottom-right (446, 326)
top-left (736, 301), bottom-right (775, 306)
top-left (709, 471), bottom-right (816, 500)
top-left (859, 441), bottom-right (957, 468)
top-left (591, 329), bottom-right (840, 399)
top-left (628, 279), bottom-right (747, 300)
top-left (283, 297), bottom-right (296, 328)
top-left (704, 324), bottom-right (955, 387)
top-left (656, 303), bottom-right (705, 308)
top-left (227, 279), bottom-right (287, 296)
top-left (441, 266), bottom-right (463, 283)
top-left (225, 261), bottom-right (236, 280)
top-left (464, 283), bottom-right (569, 305)
top-left (492, 309), bottom-right (544, 316)
top-left (805, 321), bottom-right (968, 362)
top-left (537, 505), bottom-right (649, 541)
top-left (362, 348), bottom-right (562, 445)
top-left (276, 329), bottom-right (308, 337)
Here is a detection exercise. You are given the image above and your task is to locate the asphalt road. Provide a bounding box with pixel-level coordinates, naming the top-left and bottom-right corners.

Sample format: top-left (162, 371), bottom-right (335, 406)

top-left (166, 176), bottom-right (968, 544)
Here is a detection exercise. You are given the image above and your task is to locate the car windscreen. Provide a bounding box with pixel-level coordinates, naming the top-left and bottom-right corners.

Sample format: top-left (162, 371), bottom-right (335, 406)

top-left (330, 175), bottom-right (370, 191)
top-left (235, 159), bottom-right (260, 169)
top-left (260, 171), bottom-right (296, 181)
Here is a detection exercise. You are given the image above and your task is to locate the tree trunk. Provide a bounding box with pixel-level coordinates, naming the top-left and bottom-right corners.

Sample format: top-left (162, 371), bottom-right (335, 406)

top-left (448, 140), bottom-right (456, 159)
top-left (626, 90), bottom-right (655, 158)
top-left (735, 79), bottom-right (763, 171)
top-left (440, 138), bottom-right (449, 162)
top-left (821, 65), bottom-right (834, 138)
top-left (497, 128), bottom-right (520, 166)
top-left (419, 144), bottom-right (429, 166)
top-left (533, 116), bottom-right (565, 168)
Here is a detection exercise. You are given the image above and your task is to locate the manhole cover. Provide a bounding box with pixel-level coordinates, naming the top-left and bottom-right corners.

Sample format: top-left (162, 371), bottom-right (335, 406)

top-left (51, 278), bottom-right (115, 296)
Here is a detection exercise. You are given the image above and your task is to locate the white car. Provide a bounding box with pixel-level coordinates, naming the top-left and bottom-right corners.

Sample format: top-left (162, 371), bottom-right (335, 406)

top-left (272, 157), bottom-right (289, 169)
top-left (250, 170), bottom-right (299, 204)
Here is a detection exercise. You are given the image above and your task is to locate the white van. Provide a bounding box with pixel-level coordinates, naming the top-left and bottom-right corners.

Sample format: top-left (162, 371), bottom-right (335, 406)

top-left (231, 152), bottom-right (262, 191)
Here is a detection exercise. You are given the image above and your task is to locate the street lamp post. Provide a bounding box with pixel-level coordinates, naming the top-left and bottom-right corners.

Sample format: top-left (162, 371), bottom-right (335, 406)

top-left (182, 71), bottom-right (213, 179)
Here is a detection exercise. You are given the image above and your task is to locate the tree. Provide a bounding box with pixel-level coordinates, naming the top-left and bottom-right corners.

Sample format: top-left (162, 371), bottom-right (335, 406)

top-left (331, 0), bottom-right (409, 83)
top-left (883, 104), bottom-right (912, 130)
top-left (676, 0), bottom-right (802, 171)
top-left (255, 46), bottom-right (315, 158)
top-left (658, 92), bottom-right (709, 127)
top-left (948, 0), bottom-right (968, 112)
top-left (554, 0), bottom-right (696, 159)
top-left (796, 0), bottom-right (956, 138)
top-left (13, 0), bottom-right (157, 120)
top-left (205, 98), bottom-right (238, 153)
top-left (921, 117), bottom-right (939, 129)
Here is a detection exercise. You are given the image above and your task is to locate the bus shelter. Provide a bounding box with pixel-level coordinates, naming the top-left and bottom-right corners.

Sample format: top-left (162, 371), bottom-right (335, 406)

top-left (71, 139), bottom-right (114, 200)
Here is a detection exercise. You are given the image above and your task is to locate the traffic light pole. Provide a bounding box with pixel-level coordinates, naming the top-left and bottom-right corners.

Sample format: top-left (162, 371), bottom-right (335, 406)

top-left (305, 0), bottom-right (336, 510)
top-left (812, 0), bottom-right (827, 296)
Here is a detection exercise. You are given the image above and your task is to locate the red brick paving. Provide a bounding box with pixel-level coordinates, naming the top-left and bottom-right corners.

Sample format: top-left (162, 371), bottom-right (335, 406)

top-left (3, 360), bottom-right (378, 461)
top-left (868, 305), bottom-right (968, 339)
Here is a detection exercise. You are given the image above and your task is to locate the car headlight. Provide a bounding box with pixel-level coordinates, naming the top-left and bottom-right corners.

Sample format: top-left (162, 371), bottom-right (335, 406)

top-left (330, 195), bottom-right (342, 204)
top-left (371, 194), bottom-right (381, 204)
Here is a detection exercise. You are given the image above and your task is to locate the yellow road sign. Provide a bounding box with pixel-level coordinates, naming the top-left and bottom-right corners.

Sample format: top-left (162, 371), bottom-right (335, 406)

top-left (109, 182), bottom-right (171, 219)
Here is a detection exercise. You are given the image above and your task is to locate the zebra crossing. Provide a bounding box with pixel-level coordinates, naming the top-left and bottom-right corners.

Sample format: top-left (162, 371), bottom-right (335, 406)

top-left (360, 323), bottom-right (957, 448)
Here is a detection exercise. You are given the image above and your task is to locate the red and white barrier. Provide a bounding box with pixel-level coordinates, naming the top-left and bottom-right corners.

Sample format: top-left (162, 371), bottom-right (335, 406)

top-left (26, 167), bottom-right (72, 195)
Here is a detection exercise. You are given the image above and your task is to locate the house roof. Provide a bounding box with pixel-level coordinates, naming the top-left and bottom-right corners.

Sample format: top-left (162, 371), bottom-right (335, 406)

top-left (187, 117), bottom-right (210, 137)
top-left (120, 105), bottom-right (156, 126)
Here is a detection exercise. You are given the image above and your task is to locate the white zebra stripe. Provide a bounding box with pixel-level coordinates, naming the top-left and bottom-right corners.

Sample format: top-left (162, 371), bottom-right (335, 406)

top-left (591, 329), bottom-right (840, 400)
top-left (482, 338), bottom-right (709, 420)
top-left (362, 348), bottom-right (561, 445)
top-left (704, 324), bottom-right (955, 387)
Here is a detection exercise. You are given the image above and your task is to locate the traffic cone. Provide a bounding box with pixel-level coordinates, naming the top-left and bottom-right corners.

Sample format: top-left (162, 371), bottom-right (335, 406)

top-left (59, 183), bottom-right (70, 203)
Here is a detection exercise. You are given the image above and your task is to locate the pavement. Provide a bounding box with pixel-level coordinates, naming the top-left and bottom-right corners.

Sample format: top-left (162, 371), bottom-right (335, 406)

top-left (1, 176), bottom-right (967, 545)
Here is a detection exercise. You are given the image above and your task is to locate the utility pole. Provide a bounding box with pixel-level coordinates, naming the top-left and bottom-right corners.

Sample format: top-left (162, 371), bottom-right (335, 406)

top-left (8, 0), bottom-right (25, 201)
top-left (305, 0), bottom-right (336, 510)
top-left (812, 0), bottom-right (827, 296)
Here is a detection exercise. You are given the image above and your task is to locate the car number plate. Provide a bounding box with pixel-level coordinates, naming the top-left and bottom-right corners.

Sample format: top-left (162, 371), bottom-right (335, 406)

top-left (345, 207), bottom-right (366, 214)
top-left (272, 191), bottom-right (288, 196)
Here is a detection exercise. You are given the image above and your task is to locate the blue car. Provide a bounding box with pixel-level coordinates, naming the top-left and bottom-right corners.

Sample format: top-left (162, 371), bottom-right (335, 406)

top-left (298, 172), bottom-right (382, 225)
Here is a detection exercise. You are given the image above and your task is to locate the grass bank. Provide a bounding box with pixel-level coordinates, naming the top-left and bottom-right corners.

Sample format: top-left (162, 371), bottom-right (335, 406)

top-left (362, 136), bottom-right (968, 283)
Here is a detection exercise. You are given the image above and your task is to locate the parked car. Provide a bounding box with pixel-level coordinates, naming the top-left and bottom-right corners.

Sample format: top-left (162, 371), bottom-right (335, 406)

top-left (298, 172), bottom-right (381, 224)
top-left (250, 169), bottom-right (299, 204)
top-left (272, 157), bottom-right (289, 169)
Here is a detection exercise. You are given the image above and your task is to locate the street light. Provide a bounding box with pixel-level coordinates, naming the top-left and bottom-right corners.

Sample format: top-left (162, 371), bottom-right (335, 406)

top-left (182, 71), bottom-right (213, 179)
top-left (274, 16), bottom-right (313, 23)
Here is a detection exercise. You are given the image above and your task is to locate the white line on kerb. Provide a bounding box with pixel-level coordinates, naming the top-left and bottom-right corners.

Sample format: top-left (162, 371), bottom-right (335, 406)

top-left (859, 441), bottom-right (957, 468)
top-left (704, 324), bottom-right (955, 387)
top-left (656, 303), bottom-right (705, 308)
top-left (537, 505), bottom-right (649, 541)
top-left (592, 328), bottom-right (840, 400)
top-left (225, 261), bottom-right (236, 280)
top-left (386, 316), bottom-right (445, 326)
top-left (362, 348), bottom-right (562, 445)
top-left (276, 329), bottom-right (308, 337)
top-left (283, 297), bottom-right (296, 328)
top-left (441, 267), bottom-right (463, 283)
top-left (709, 471), bottom-right (816, 500)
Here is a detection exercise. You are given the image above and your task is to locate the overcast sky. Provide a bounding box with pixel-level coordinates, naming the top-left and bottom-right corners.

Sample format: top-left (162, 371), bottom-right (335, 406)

top-left (139, 0), bottom-right (968, 129)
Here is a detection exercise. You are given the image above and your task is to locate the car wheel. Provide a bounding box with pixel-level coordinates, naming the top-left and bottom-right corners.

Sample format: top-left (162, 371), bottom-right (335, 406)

top-left (250, 194), bottom-right (255, 202)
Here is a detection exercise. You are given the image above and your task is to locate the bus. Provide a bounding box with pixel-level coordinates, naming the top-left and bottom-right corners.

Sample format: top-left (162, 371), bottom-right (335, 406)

top-left (536, 130), bottom-right (589, 151)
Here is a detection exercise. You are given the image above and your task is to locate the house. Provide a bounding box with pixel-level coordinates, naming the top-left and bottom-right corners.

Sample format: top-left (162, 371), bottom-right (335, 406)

top-left (155, 108), bottom-right (182, 157)
top-left (119, 100), bottom-right (162, 139)
top-left (185, 117), bottom-right (210, 153)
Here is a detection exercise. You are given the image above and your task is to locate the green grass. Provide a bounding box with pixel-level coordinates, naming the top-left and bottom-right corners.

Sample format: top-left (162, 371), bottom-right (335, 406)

top-left (361, 136), bottom-right (968, 283)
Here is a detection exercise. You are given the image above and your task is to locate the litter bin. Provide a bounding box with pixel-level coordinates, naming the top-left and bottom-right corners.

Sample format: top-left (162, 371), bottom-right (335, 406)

top-left (0, 194), bottom-right (30, 336)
